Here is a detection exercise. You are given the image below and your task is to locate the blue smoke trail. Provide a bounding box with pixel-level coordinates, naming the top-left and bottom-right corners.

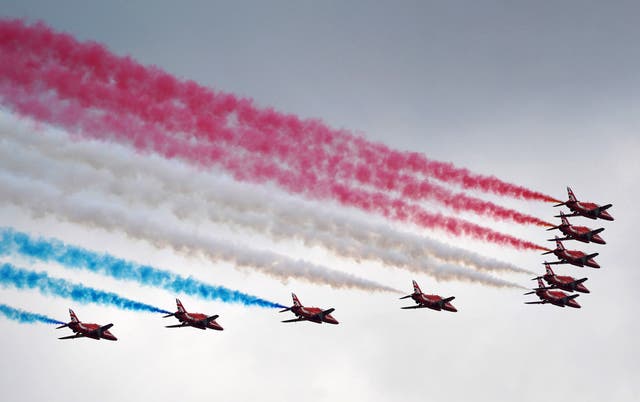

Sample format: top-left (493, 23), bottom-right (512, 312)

top-left (0, 228), bottom-right (285, 309)
top-left (0, 263), bottom-right (171, 314)
top-left (0, 303), bottom-right (64, 325)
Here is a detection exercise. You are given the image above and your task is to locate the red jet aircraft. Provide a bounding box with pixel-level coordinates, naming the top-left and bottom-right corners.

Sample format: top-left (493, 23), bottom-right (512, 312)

top-left (56, 309), bottom-right (117, 341)
top-left (163, 299), bottom-right (223, 330)
top-left (554, 187), bottom-right (613, 221)
top-left (543, 237), bottom-right (600, 268)
top-left (547, 211), bottom-right (605, 244)
top-left (279, 293), bottom-right (339, 324)
top-left (399, 280), bottom-right (457, 312)
top-left (525, 278), bottom-right (581, 308)
top-left (534, 263), bottom-right (590, 293)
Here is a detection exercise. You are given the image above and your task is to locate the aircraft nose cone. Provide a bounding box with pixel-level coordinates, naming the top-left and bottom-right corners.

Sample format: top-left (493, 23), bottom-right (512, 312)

top-left (325, 315), bottom-right (339, 325)
top-left (569, 300), bottom-right (581, 309)
top-left (589, 260), bottom-right (600, 269)
top-left (594, 235), bottom-right (605, 244)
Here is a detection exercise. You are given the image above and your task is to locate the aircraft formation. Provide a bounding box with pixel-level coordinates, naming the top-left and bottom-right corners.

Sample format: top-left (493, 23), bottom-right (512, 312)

top-left (56, 280), bottom-right (454, 340)
top-left (525, 187), bottom-right (614, 308)
top-left (53, 186), bottom-right (609, 341)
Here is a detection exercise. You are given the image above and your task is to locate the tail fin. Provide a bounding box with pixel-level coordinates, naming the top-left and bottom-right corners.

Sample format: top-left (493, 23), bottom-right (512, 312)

top-left (176, 298), bottom-right (186, 313)
top-left (544, 262), bottom-right (555, 276)
top-left (537, 278), bottom-right (545, 289)
top-left (291, 293), bottom-right (302, 307)
top-left (69, 309), bottom-right (79, 323)
top-left (555, 237), bottom-right (565, 250)
top-left (567, 187), bottom-right (577, 202)
top-left (412, 280), bottom-right (422, 294)
top-left (559, 211), bottom-right (569, 226)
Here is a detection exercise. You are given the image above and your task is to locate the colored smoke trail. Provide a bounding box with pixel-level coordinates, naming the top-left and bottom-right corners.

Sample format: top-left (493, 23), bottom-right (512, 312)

top-left (0, 228), bottom-right (285, 309)
top-left (0, 263), bottom-right (170, 314)
top-left (0, 113), bottom-right (533, 283)
top-left (0, 18), bottom-right (558, 204)
top-left (0, 19), bottom-right (555, 225)
top-left (0, 303), bottom-right (64, 325)
top-left (0, 84), bottom-right (546, 251)
top-left (0, 170), bottom-right (399, 293)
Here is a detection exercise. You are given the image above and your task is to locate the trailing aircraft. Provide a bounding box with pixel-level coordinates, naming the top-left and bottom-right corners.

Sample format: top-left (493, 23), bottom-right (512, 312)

top-left (56, 308), bottom-right (117, 341)
top-left (543, 238), bottom-right (600, 268)
top-left (279, 293), bottom-right (338, 324)
top-left (525, 278), bottom-right (581, 308)
top-left (399, 280), bottom-right (457, 312)
top-left (534, 263), bottom-right (590, 293)
top-left (163, 299), bottom-right (223, 330)
top-left (547, 211), bottom-right (605, 244)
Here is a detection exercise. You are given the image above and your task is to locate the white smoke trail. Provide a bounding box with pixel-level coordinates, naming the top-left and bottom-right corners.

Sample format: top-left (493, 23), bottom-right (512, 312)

top-left (0, 112), bottom-right (531, 286)
top-left (0, 170), bottom-right (399, 293)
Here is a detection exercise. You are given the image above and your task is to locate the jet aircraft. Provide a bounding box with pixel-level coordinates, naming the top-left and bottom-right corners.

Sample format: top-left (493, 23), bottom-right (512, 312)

top-left (163, 299), bottom-right (223, 330)
top-left (525, 278), bottom-right (581, 308)
top-left (399, 280), bottom-right (457, 312)
top-left (56, 308), bottom-right (117, 341)
top-left (554, 187), bottom-right (613, 221)
top-left (279, 293), bottom-right (339, 324)
top-left (543, 237), bottom-right (600, 268)
top-left (547, 211), bottom-right (605, 244)
top-left (534, 263), bottom-right (590, 293)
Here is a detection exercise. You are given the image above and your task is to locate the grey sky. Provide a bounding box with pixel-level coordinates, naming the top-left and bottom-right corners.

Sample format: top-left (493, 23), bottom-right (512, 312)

top-left (0, 2), bottom-right (639, 402)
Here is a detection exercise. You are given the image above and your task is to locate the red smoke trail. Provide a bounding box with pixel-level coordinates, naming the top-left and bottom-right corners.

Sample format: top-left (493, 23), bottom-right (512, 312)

top-left (0, 24), bottom-right (555, 227)
top-left (0, 81), bottom-right (546, 252)
top-left (0, 19), bottom-right (560, 206)
top-left (2, 63), bottom-right (552, 229)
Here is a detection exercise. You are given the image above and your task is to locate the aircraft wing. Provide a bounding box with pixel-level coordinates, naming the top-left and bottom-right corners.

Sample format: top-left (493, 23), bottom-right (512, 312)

top-left (525, 287), bottom-right (554, 294)
top-left (58, 333), bottom-right (86, 340)
top-left (401, 305), bottom-right (426, 309)
top-left (571, 278), bottom-right (588, 286)
top-left (588, 204), bottom-right (612, 214)
top-left (589, 228), bottom-right (605, 236)
top-left (524, 301), bottom-right (547, 305)
top-left (554, 212), bottom-right (579, 218)
top-left (546, 260), bottom-right (567, 265)
top-left (281, 317), bottom-right (307, 323)
top-left (316, 308), bottom-right (334, 318)
top-left (165, 323), bottom-right (189, 328)
top-left (94, 323), bottom-right (113, 333)
top-left (547, 236), bottom-right (572, 242)
top-left (199, 315), bottom-right (219, 325)
top-left (561, 294), bottom-right (579, 304)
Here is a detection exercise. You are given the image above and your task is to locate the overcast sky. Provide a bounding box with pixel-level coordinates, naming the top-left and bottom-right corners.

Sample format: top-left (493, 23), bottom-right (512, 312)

top-left (0, 2), bottom-right (639, 402)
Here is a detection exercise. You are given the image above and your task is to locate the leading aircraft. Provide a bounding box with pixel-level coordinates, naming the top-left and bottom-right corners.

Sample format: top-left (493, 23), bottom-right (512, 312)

top-left (543, 237), bottom-right (600, 268)
top-left (56, 308), bottom-right (117, 341)
top-left (399, 280), bottom-right (457, 312)
top-left (534, 263), bottom-right (590, 293)
top-left (554, 187), bottom-right (614, 221)
top-left (525, 278), bottom-right (581, 308)
top-left (279, 293), bottom-right (339, 324)
top-left (547, 211), bottom-right (605, 244)
top-left (163, 299), bottom-right (223, 330)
